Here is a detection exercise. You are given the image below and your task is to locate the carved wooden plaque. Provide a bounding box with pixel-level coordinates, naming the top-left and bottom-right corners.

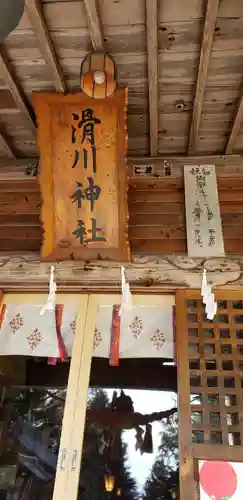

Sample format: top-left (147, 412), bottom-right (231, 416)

top-left (32, 90), bottom-right (130, 261)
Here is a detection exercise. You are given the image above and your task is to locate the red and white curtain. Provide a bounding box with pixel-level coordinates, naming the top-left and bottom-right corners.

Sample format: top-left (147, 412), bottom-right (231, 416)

top-left (93, 301), bottom-right (174, 359)
top-left (0, 297), bottom-right (174, 359)
top-left (0, 304), bottom-right (77, 358)
top-left (0, 304), bottom-right (59, 357)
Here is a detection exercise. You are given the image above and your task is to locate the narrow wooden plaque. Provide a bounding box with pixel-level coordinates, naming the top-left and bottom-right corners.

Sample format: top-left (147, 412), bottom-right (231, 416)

top-left (32, 90), bottom-right (130, 261)
top-left (184, 164), bottom-right (225, 258)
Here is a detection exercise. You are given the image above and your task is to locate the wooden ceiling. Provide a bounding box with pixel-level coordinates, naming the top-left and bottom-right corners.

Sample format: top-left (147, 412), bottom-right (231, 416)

top-left (1, 0), bottom-right (243, 158)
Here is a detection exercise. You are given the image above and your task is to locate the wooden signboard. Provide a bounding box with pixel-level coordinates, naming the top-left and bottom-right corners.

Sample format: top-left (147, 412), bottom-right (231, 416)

top-left (32, 90), bottom-right (130, 261)
top-left (184, 165), bottom-right (225, 258)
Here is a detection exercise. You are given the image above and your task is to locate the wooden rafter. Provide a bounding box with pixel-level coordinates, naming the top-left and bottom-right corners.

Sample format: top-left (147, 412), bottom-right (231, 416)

top-left (188, 0), bottom-right (219, 154)
top-left (145, 0), bottom-right (158, 156)
top-left (0, 48), bottom-right (35, 133)
top-left (25, 0), bottom-right (66, 92)
top-left (83, 0), bottom-right (104, 50)
top-left (0, 129), bottom-right (16, 159)
top-left (225, 96), bottom-right (243, 154)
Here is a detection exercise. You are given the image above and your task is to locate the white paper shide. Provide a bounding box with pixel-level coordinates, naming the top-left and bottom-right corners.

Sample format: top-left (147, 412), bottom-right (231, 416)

top-left (119, 266), bottom-right (133, 318)
top-left (40, 266), bottom-right (57, 315)
top-left (184, 165), bottom-right (225, 257)
top-left (201, 269), bottom-right (217, 320)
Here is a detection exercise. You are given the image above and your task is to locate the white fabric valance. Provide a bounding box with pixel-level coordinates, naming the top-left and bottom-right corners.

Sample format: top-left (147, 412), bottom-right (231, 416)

top-left (60, 306), bottom-right (77, 357)
top-left (93, 303), bottom-right (174, 359)
top-left (0, 305), bottom-right (59, 357)
top-left (0, 298), bottom-right (174, 359)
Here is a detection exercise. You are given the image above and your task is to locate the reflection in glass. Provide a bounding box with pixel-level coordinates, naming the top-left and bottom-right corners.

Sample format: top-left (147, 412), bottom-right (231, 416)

top-left (80, 388), bottom-right (179, 500)
top-left (0, 386), bottom-right (66, 499)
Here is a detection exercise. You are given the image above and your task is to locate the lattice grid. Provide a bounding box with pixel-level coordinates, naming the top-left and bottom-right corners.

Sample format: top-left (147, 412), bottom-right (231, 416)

top-left (186, 298), bottom-right (243, 446)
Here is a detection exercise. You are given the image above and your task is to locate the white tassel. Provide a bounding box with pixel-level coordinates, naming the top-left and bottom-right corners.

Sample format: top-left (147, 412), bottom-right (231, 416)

top-left (119, 266), bottom-right (132, 317)
top-left (201, 269), bottom-right (217, 320)
top-left (40, 266), bottom-right (57, 315)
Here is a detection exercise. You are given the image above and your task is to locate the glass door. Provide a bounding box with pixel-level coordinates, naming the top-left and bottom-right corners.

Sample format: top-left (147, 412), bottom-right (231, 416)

top-left (60, 293), bottom-right (176, 500)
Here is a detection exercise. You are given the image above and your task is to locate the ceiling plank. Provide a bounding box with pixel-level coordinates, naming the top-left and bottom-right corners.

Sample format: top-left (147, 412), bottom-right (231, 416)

top-left (225, 97), bottom-right (243, 154)
top-left (188, 0), bottom-right (219, 154)
top-left (25, 0), bottom-right (66, 92)
top-left (83, 0), bottom-right (104, 50)
top-left (145, 0), bottom-right (158, 156)
top-left (0, 48), bottom-right (35, 133)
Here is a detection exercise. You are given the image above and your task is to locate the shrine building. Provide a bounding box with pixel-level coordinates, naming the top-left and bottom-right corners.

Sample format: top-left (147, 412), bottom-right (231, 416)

top-left (0, 1), bottom-right (242, 499)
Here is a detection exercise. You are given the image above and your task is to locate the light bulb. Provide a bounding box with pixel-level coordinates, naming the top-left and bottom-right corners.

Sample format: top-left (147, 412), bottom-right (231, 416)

top-left (93, 70), bottom-right (105, 84)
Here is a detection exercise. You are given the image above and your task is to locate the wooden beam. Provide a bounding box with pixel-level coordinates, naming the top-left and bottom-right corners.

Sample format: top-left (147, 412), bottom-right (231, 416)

top-left (225, 96), bottom-right (243, 154)
top-left (27, 358), bottom-right (177, 392)
top-left (0, 154), bottom-right (243, 179)
top-left (188, 0), bottom-right (219, 154)
top-left (145, 0), bottom-right (158, 156)
top-left (0, 253), bottom-right (242, 292)
top-left (83, 0), bottom-right (104, 50)
top-left (0, 158), bottom-right (38, 179)
top-left (25, 0), bottom-right (66, 92)
top-left (129, 155), bottom-right (243, 179)
top-left (0, 48), bottom-right (35, 133)
top-left (0, 129), bottom-right (16, 159)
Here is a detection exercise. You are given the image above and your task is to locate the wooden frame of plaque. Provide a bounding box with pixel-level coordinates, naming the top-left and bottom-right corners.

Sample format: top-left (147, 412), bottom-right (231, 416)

top-left (33, 89), bottom-right (130, 262)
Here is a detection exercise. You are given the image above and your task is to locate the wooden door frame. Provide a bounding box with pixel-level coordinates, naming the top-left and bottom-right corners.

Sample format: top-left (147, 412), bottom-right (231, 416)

top-left (176, 289), bottom-right (243, 500)
top-left (176, 290), bottom-right (195, 500)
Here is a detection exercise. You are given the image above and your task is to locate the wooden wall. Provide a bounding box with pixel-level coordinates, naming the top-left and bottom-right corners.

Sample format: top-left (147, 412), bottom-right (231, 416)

top-left (1, 157), bottom-right (243, 254)
top-left (129, 175), bottom-right (243, 254)
top-left (0, 178), bottom-right (41, 251)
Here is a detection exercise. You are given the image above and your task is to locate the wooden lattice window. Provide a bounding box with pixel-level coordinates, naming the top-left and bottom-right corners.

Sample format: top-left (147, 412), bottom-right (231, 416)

top-left (176, 290), bottom-right (243, 500)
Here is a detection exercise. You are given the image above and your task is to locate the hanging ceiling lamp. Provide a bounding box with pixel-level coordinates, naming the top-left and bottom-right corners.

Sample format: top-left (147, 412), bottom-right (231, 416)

top-left (0, 0), bottom-right (25, 42)
top-left (80, 52), bottom-right (117, 99)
